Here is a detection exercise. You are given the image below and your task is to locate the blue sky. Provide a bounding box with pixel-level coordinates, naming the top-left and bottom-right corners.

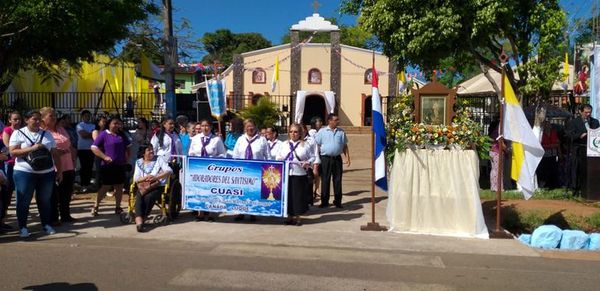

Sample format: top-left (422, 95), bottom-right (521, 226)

top-left (173, 0), bottom-right (593, 61)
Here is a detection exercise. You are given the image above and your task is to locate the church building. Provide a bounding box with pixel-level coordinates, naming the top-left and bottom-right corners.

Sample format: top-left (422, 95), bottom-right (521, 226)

top-left (196, 13), bottom-right (398, 127)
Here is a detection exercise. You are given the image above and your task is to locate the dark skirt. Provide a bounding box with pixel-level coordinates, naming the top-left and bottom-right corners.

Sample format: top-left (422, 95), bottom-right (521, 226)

top-left (99, 164), bottom-right (126, 185)
top-left (287, 175), bottom-right (310, 216)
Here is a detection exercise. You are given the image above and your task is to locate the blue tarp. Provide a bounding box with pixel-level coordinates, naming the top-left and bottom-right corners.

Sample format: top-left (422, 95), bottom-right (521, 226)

top-left (531, 225), bottom-right (563, 249)
top-left (589, 233), bottom-right (600, 250)
top-left (559, 230), bottom-right (589, 250)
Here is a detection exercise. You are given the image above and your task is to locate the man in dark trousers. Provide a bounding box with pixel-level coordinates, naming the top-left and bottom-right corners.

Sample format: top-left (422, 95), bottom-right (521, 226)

top-left (565, 104), bottom-right (599, 195)
top-left (314, 113), bottom-right (350, 208)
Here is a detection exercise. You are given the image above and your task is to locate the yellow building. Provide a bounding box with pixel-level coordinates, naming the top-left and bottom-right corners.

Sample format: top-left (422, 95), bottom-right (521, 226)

top-left (196, 13), bottom-right (399, 127)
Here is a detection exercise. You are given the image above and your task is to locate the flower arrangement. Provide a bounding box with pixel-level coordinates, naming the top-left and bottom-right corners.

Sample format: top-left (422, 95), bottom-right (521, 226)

top-left (385, 97), bottom-right (492, 164)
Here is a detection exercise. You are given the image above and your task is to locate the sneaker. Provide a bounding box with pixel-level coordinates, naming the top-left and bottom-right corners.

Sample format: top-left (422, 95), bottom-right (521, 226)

top-left (19, 228), bottom-right (30, 238)
top-left (43, 225), bottom-right (56, 235)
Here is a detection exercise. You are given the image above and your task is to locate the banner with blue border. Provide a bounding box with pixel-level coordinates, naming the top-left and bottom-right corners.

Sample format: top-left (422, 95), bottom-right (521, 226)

top-left (182, 157), bottom-right (288, 217)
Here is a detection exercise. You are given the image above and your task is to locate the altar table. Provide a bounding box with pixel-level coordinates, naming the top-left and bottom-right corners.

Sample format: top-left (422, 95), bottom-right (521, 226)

top-left (386, 149), bottom-right (489, 239)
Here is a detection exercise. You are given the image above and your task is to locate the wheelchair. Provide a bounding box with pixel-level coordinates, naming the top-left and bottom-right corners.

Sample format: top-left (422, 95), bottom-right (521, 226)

top-left (120, 159), bottom-right (182, 225)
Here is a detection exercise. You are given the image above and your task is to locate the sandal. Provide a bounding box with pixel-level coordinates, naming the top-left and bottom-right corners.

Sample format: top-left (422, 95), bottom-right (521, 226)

top-left (114, 207), bottom-right (123, 215)
top-left (90, 206), bottom-right (99, 217)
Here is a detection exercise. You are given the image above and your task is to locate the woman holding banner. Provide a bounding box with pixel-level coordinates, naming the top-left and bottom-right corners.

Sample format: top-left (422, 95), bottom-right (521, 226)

top-left (188, 119), bottom-right (226, 221)
top-left (232, 118), bottom-right (270, 222)
top-left (276, 123), bottom-right (315, 226)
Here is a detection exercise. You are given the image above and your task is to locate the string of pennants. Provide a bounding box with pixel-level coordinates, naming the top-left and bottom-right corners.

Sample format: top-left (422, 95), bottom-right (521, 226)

top-left (175, 30), bottom-right (454, 79)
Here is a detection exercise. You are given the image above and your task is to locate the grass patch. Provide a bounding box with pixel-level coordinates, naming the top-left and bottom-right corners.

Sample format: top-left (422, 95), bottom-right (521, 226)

top-left (502, 209), bottom-right (600, 234)
top-left (587, 213), bottom-right (600, 232)
top-left (480, 188), bottom-right (583, 201)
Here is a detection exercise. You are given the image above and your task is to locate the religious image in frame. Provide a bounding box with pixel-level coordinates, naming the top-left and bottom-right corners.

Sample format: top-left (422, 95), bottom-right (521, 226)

top-left (421, 96), bottom-right (446, 125)
top-left (252, 68), bottom-right (266, 84)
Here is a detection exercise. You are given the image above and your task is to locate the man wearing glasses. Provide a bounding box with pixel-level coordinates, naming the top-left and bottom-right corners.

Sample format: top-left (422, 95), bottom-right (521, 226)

top-left (314, 113), bottom-right (350, 208)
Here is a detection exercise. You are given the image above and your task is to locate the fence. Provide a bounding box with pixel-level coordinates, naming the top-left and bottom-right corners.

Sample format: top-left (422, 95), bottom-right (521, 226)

top-left (0, 91), bottom-right (588, 133)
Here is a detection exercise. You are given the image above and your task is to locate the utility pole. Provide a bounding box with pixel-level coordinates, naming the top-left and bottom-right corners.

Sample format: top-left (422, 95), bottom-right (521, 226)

top-left (163, 0), bottom-right (177, 119)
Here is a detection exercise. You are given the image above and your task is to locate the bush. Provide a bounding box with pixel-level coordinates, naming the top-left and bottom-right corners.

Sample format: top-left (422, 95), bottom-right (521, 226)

top-left (239, 96), bottom-right (283, 129)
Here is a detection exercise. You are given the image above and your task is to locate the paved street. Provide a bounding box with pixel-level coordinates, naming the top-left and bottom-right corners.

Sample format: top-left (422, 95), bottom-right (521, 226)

top-left (2, 135), bottom-right (600, 290)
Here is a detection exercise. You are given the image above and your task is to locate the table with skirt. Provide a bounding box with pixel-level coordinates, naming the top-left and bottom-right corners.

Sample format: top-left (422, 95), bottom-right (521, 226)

top-left (386, 149), bottom-right (489, 239)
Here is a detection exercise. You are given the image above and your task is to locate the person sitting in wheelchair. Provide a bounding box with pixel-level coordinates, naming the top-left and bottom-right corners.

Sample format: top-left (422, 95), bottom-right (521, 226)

top-left (132, 144), bottom-right (172, 232)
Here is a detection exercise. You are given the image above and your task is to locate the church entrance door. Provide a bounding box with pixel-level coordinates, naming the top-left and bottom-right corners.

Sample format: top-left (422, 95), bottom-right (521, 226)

top-left (363, 96), bottom-right (372, 126)
top-left (302, 94), bottom-right (326, 125)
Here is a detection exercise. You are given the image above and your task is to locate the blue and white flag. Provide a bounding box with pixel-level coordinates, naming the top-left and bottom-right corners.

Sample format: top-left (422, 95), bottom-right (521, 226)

top-left (206, 77), bottom-right (226, 118)
top-left (371, 65), bottom-right (387, 191)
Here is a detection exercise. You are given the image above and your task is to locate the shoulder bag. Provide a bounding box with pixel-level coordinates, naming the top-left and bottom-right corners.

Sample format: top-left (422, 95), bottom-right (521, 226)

top-left (19, 130), bottom-right (54, 171)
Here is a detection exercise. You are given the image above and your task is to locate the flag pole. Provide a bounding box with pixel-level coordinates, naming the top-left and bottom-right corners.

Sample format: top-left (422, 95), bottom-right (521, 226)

top-left (491, 53), bottom-right (511, 239)
top-left (361, 51), bottom-right (387, 231)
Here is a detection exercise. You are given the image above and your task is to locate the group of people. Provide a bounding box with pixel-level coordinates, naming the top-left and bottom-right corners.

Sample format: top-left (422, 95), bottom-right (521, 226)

top-left (0, 109), bottom-right (79, 238)
top-left (0, 108), bottom-right (351, 237)
top-left (489, 104), bottom-right (599, 194)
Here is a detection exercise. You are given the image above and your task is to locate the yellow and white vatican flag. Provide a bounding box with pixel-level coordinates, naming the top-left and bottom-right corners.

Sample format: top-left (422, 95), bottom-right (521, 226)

top-left (502, 74), bottom-right (544, 199)
top-left (271, 56), bottom-right (279, 92)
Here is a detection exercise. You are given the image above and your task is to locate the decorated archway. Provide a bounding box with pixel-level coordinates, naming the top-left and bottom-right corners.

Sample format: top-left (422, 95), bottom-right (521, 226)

top-left (302, 94), bottom-right (327, 125)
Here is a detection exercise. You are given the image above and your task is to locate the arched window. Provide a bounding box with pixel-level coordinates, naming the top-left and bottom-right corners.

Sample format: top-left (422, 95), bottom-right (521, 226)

top-left (364, 68), bottom-right (373, 84)
top-left (252, 68), bottom-right (266, 84)
top-left (308, 68), bottom-right (322, 84)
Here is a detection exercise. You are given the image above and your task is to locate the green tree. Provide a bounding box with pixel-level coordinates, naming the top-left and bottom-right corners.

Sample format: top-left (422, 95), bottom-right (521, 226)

top-left (280, 17), bottom-right (378, 49)
top-left (201, 29), bottom-right (272, 67)
top-left (342, 0), bottom-right (567, 101)
top-left (0, 0), bottom-right (158, 92)
top-left (240, 97), bottom-right (282, 130)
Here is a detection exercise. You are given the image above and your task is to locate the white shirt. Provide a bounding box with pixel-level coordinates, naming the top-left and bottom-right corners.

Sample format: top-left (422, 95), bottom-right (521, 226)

top-left (188, 133), bottom-right (226, 158)
top-left (76, 122), bottom-right (96, 150)
top-left (232, 134), bottom-right (271, 160)
top-left (304, 135), bottom-right (321, 165)
top-left (151, 131), bottom-right (183, 163)
top-left (9, 128), bottom-right (57, 174)
top-left (268, 139), bottom-right (281, 160)
top-left (275, 140), bottom-right (315, 176)
top-left (133, 158), bottom-right (173, 186)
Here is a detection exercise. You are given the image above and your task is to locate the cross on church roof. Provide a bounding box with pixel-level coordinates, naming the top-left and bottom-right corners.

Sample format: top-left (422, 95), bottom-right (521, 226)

top-left (312, 0), bottom-right (320, 13)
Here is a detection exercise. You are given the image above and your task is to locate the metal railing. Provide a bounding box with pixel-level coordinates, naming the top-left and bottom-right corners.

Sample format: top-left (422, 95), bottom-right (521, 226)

top-left (1, 91), bottom-right (588, 133)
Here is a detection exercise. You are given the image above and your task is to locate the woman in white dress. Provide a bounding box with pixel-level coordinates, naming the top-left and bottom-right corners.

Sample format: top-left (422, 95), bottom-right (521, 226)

top-left (150, 118), bottom-right (183, 163)
top-left (276, 123), bottom-right (315, 226)
top-left (188, 119), bottom-right (226, 221)
top-left (232, 118), bottom-right (270, 221)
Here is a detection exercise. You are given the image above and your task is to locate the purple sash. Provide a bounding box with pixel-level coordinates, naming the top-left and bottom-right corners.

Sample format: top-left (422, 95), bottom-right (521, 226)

top-left (200, 135), bottom-right (212, 157)
top-left (245, 135), bottom-right (258, 159)
top-left (269, 140), bottom-right (278, 151)
top-left (285, 141), bottom-right (300, 161)
top-left (168, 132), bottom-right (177, 154)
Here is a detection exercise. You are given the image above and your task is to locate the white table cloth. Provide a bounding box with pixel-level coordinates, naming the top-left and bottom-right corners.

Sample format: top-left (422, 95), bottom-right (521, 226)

top-left (387, 149), bottom-right (489, 239)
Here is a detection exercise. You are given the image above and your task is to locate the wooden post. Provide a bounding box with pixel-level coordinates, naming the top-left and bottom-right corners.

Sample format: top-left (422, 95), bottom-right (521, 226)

top-left (490, 58), bottom-right (512, 239)
top-left (361, 51), bottom-right (387, 232)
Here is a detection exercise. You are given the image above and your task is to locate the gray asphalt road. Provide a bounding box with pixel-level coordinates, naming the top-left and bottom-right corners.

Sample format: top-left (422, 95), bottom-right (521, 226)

top-left (2, 236), bottom-right (599, 291)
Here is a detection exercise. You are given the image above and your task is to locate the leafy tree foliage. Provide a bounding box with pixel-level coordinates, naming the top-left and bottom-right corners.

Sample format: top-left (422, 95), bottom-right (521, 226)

top-left (0, 0), bottom-right (158, 92)
top-left (200, 29), bottom-right (272, 67)
top-left (342, 0), bottom-right (567, 100)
